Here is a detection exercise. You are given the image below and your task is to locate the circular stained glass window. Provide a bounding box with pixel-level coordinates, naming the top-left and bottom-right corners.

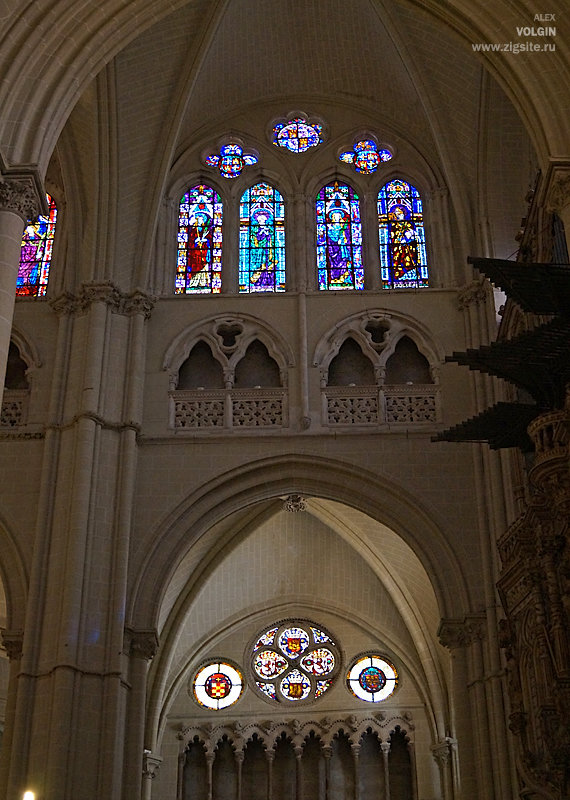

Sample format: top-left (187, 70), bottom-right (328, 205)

top-left (272, 118), bottom-right (323, 153)
top-left (346, 655), bottom-right (398, 702)
top-left (250, 620), bottom-right (340, 704)
top-left (193, 661), bottom-right (244, 710)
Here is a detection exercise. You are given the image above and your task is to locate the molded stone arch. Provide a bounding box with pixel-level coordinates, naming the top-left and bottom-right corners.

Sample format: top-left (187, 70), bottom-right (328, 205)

top-left (0, 516), bottom-right (29, 631)
top-left (163, 313), bottom-right (295, 390)
top-left (128, 453), bottom-right (470, 631)
top-left (313, 309), bottom-right (444, 386)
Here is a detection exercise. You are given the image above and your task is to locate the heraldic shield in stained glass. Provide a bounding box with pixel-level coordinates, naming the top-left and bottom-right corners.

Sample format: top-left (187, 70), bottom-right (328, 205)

top-left (17, 194), bottom-right (57, 297)
top-left (250, 620), bottom-right (340, 704)
top-left (377, 179), bottom-right (429, 289)
top-left (272, 117), bottom-right (323, 153)
top-left (339, 139), bottom-right (392, 174)
top-left (346, 655), bottom-right (398, 702)
top-left (176, 184), bottom-right (222, 294)
top-left (193, 661), bottom-right (244, 710)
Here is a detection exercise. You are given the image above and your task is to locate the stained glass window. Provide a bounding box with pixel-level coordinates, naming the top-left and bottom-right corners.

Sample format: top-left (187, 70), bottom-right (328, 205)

top-left (250, 620), bottom-right (340, 704)
top-left (205, 143), bottom-right (258, 179)
top-left (176, 184), bottom-right (223, 294)
top-left (272, 118), bottom-right (323, 153)
top-left (339, 140), bottom-right (392, 174)
top-left (316, 181), bottom-right (363, 290)
top-left (377, 180), bottom-right (428, 289)
top-left (239, 183), bottom-right (286, 292)
top-left (346, 655), bottom-right (398, 702)
top-left (193, 661), bottom-right (244, 710)
top-left (17, 194), bottom-right (57, 297)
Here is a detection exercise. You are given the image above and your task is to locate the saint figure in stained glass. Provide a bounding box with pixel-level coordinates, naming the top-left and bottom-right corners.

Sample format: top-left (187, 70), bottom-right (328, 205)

top-left (377, 180), bottom-right (428, 289)
top-left (17, 194), bottom-right (57, 297)
top-left (176, 184), bottom-right (223, 294)
top-left (316, 182), bottom-right (363, 290)
top-left (239, 183), bottom-right (285, 292)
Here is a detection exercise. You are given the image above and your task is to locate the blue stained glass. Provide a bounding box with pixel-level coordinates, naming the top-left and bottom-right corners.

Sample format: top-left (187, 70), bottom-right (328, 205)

top-left (175, 184), bottom-right (222, 294)
top-left (17, 194), bottom-right (57, 297)
top-left (339, 140), bottom-right (392, 174)
top-left (316, 182), bottom-right (363, 290)
top-left (239, 183), bottom-right (286, 292)
top-left (273, 118), bottom-right (323, 153)
top-left (377, 179), bottom-right (429, 289)
top-left (206, 143), bottom-right (258, 179)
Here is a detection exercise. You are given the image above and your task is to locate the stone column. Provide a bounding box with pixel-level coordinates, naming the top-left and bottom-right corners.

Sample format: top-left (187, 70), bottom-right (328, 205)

top-left (351, 742), bottom-right (360, 800)
top-left (322, 744), bottom-right (332, 800)
top-left (0, 175), bottom-right (43, 398)
top-left (0, 630), bottom-right (23, 797)
top-left (126, 629), bottom-right (159, 800)
top-left (295, 744), bottom-right (303, 800)
top-left (265, 747), bottom-right (274, 800)
top-left (546, 169), bottom-right (570, 256)
top-left (431, 739), bottom-right (454, 800)
top-left (380, 741), bottom-right (391, 800)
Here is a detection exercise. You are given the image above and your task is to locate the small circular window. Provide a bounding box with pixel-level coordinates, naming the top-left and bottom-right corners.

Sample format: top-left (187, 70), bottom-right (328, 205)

top-left (347, 654), bottom-right (398, 702)
top-left (193, 661), bottom-right (244, 710)
top-left (250, 620), bottom-right (340, 704)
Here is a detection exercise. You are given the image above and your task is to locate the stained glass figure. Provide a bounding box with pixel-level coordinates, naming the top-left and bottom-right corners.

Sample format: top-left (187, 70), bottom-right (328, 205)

top-left (239, 183), bottom-right (285, 292)
top-left (254, 650), bottom-right (289, 679)
top-left (272, 118), bottom-right (323, 153)
top-left (253, 626), bottom-right (278, 651)
top-left (250, 620), bottom-right (340, 704)
top-left (17, 194), bottom-right (57, 297)
top-left (280, 669), bottom-right (311, 701)
top-left (311, 627), bottom-right (331, 643)
top-left (346, 655), bottom-right (398, 702)
top-left (299, 648), bottom-right (335, 675)
top-left (193, 661), bottom-right (243, 710)
top-left (316, 182), bottom-right (363, 291)
top-left (257, 682), bottom-right (277, 700)
top-left (377, 179), bottom-right (428, 289)
top-left (339, 140), bottom-right (392, 174)
top-left (278, 627), bottom-right (309, 658)
top-left (176, 184), bottom-right (222, 294)
top-left (205, 143), bottom-right (258, 179)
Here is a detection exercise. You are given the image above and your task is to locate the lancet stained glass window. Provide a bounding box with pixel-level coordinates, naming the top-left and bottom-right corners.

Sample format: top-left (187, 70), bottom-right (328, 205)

top-left (17, 194), bottom-right (57, 296)
top-left (239, 183), bottom-right (285, 293)
top-left (176, 184), bottom-right (223, 294)
top-left (250, 620), bottom-right (340, 704)
top-left (316, 182), bottom-right (363, 290)
top-left (377, 180), bottom-right (428, 289)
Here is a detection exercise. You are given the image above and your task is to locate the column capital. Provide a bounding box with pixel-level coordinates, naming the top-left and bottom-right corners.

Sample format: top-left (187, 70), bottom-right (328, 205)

top-left (142, 751), bottom-right (163, 780)
top-left (438, 615), bottom-right (486, 649)
top-left (1, 628), bottom-right (24, 660)
top-left (457, 276), bottom-right (490, 310)
top-left (0, 171), bottom-right (46, 221)
top-left (124, 627), bottom-right (159, 660)
top-left (545, 167), bottom-right (570, 215)
top-left (431, 737), bottom-right (455, 767)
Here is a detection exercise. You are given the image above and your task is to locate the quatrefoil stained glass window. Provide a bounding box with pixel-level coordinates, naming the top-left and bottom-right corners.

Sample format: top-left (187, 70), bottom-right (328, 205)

top-left (251, 621), bottom-right (340, 704)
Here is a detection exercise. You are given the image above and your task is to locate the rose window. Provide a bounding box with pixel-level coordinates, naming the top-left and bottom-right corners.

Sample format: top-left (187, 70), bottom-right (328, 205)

top-left (250, 621), bottom-right (340, 704)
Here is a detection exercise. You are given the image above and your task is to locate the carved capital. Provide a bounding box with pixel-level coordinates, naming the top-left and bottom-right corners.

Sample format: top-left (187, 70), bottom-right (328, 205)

top-left (0, 175), bottom-right (43, 221)
top-left (124, 627), bottom-right (159, 660)
top-left (457, 276), bottom-right (489, 309)
top-left (546, 172), bottom-right (570, 215)
top-left (431, 737), bottom-right (455, 768)
top-left (438, 615), bottom-right (486, 649)
top-left (142, 751), bottom-right (162, 780)
top-left (49, 283), bottom-right (156, 318)
top-left (1, 628), bottom-right (24, 660)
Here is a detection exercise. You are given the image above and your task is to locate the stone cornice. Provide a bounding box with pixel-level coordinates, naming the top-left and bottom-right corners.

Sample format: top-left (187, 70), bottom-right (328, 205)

top-left (49, 283), bottom-right (156, 319)
top-left (457, 276), bottom-right (490, 309)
